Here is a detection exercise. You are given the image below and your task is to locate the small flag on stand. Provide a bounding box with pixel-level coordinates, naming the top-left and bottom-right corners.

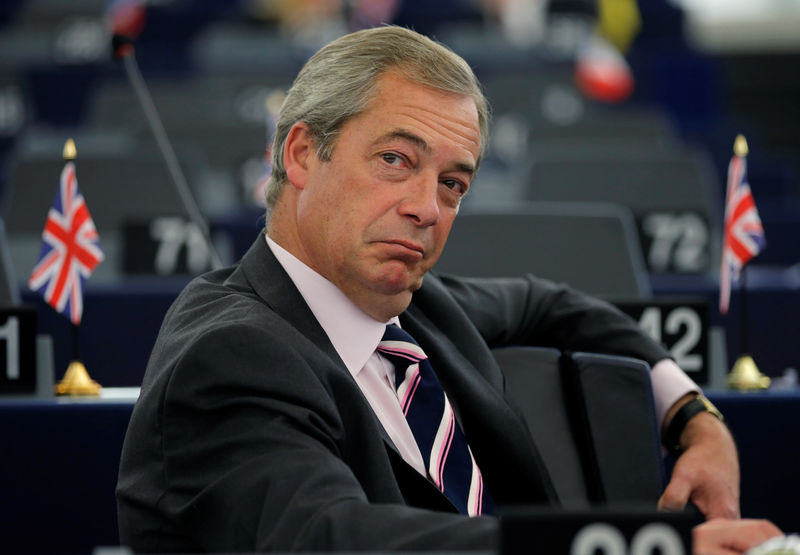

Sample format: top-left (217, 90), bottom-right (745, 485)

top-left (719, 134), bottom-right (766, 315)
top-left (28, 139), bottom-right (104, 395)
top-left (28, 140), bottom-right (104, 323)
top-left (719, 135), bottom-right (770, 391)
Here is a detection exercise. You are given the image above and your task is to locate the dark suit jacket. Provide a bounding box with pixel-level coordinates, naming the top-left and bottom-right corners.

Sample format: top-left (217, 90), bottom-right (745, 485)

top-left (116, 232), bottom-right (668, 553)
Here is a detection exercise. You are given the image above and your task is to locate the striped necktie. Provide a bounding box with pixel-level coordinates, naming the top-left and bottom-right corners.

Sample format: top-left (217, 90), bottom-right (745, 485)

top-left (377, 324), bottom-right (494, 516)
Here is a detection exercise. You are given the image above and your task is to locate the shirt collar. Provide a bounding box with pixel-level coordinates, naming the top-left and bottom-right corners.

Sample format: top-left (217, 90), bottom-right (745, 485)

top-left (266, 235), bottom-right (398, 377)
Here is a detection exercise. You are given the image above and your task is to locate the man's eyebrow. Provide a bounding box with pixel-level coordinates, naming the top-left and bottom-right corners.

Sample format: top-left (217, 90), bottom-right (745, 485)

top-left (454, 161), bottom-right (476, 177)
top-left (373, 128), bottom-right (476, 176)
top-left (373, 129), bottom-right (430, 152)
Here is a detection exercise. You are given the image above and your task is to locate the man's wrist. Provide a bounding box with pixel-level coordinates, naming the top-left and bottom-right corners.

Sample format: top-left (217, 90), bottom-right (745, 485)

top-left (664, 395), bottom-right (724, 455)
top-left (650, 358), bottom-right (700, 431)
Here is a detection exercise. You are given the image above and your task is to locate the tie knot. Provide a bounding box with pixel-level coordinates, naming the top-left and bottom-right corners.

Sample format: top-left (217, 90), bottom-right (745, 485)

top-left (377, 324), bottom-right (427, 364)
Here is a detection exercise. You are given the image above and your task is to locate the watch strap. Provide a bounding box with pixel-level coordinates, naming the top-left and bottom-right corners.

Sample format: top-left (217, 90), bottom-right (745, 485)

top-left (664, 395), bottom-right (724, 455)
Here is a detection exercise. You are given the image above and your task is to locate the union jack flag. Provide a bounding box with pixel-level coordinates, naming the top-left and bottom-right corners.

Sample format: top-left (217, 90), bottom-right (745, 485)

top-left (719, 147), bottom-right (765, 315)
top-left (28, 161), bottom-right (104, 324)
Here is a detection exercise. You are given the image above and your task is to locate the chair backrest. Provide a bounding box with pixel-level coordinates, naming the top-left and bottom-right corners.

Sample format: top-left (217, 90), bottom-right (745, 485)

top-left (435, 202), bottom-right (650, 298)
top-left (522, 151), bottom-right (722, 275)
top-left (492, 346), bottom-right (664, 506)
top-left (525, 152), bottom-right (716, 214)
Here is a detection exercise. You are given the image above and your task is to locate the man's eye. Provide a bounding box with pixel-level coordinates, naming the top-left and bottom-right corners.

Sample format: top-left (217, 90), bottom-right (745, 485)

top-left (381, 153), bottom-right (403, 166)
top-left (442, 179), bottom-right (467, 195)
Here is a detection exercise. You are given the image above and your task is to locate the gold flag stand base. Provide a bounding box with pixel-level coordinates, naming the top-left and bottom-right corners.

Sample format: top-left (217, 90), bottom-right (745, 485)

top-left (54, 360), bottom-right (102, 396)
top-left (727, 354), bottom-right (771, 391)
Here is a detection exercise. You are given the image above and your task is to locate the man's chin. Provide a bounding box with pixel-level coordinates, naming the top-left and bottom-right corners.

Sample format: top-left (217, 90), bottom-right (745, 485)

top-left (370, 260), bottom-right (428, 291)
top-left (373, 270), bottom-right (425, 296)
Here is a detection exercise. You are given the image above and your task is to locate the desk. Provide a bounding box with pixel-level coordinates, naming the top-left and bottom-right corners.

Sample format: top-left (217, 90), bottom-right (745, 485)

top-left (708, 390), bottom-right (800, 531)
top-left (0, 396), bottom-right (135, 555)
top-left (1, 391), bottom-right (797, 554)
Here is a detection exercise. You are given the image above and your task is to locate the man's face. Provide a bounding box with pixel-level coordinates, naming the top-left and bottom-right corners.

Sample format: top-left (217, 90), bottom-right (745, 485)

top-left (289, 72), bottom-right (481, 321)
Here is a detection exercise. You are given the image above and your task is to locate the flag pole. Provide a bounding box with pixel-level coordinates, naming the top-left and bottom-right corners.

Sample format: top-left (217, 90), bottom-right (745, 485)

top-left (53, 139), bottom-right (102, 396)
top-left (739, 267), bottom-right (749, 355)
top-left (725, 134), bottom-right (770, 391)
top-left (71, 322), bottom-right (81, 361)
top-left (735, 134), bottom-right (750, 358)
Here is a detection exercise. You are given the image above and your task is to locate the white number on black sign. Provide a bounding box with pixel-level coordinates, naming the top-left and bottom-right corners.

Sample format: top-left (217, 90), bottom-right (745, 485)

top-left (149, 217), bottom-right (209, 275)
top-left (638, 307), bottom-right (702, 372)
top-left (0, 316), bottom-right (19, 379)
top-left (643, 212), bottom-right (708, 272)
top-left (571, 523), bottom-right (685, 555)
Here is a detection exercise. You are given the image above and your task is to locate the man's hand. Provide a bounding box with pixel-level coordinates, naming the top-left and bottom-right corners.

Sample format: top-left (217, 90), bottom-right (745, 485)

top-left (659, 396), bottom-right (741, 520)
top-left (693, 518), bottom-right (783, 555)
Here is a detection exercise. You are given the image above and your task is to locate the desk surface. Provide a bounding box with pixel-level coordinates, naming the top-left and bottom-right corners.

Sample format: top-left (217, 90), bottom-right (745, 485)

top-left (0, 387), bottom-right (139, 405)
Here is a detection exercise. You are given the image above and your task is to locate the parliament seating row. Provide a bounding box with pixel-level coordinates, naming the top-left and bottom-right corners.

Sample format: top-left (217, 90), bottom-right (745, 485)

top-left (8, 121), bottom-right (798, 284)
top-left (8, 196), bottom-right (652, 388)
top-left (9, 227), bottom-right (796, 391)
top-left (2, 176), bottom-right (796, 389)
top-left (0, 0), bottom-right (793, 184)
top-left (0, 6), bottom-right (797, 274)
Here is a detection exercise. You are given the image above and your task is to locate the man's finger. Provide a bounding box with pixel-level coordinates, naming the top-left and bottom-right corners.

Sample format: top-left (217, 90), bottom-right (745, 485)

top-left (659, 477), bottom-right (692, 511)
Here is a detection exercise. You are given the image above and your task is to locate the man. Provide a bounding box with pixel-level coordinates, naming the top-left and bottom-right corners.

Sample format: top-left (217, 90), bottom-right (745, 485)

top-left (117, 25), bottom-right (770, 553)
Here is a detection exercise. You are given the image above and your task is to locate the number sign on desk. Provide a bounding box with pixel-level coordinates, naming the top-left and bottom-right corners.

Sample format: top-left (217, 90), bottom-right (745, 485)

top-left (614, 298), bottom-right (709, 386)
top-left (123, 217), bottom-right (212, 275)
top-left (639, 211), bottom-right (711, 274)
top-left (501, 507), bottom-right (696, 555)
top-left (0, 307), bottom-right (37, 394)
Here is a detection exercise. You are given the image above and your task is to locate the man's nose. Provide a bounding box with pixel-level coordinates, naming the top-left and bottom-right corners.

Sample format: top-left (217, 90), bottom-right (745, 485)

top-left (398, 172), bottom-right (440, 227)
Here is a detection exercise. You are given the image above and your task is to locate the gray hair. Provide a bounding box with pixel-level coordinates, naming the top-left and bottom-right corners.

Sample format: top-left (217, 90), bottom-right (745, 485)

top-left (265, 25), bottom-right (490, 212)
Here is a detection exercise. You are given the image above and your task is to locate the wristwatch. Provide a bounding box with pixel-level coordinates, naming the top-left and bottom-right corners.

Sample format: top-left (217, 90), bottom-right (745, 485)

top-left (664, 395), bottom-right (724, 455)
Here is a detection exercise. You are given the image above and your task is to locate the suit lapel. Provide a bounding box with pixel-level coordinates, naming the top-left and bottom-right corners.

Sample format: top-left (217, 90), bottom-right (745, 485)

top-left (239, 233), bottom-right (341, 366)
top-left (237, 234), bottom-right (413, 464)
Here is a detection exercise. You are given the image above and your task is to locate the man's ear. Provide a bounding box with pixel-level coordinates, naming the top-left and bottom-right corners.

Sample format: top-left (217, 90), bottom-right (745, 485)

top-left (283, 122), bottom-right (315, 190)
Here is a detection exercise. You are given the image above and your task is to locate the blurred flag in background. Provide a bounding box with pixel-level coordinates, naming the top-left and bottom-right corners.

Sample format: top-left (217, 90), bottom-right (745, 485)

top-left (28, 158), bottom-right (104, 325)
top-left (719, 135), bottom-right (766, 315)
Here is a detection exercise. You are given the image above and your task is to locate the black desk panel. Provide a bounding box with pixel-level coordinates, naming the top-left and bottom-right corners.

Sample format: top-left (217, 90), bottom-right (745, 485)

top-left (1, 392), bottom-right (797, 554)
top-left (708, 391), bottom-right (800, 532)
top-left (0, 398), bottom-right (135, 555)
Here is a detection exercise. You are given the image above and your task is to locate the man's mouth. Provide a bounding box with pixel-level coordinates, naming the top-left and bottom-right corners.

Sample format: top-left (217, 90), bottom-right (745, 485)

top-left (380, 239), bottom-right (425, 259)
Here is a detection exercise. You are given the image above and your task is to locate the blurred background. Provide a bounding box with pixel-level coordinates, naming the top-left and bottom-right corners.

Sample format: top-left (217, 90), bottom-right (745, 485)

top-left (0, 0), bottom-right (798, 388)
